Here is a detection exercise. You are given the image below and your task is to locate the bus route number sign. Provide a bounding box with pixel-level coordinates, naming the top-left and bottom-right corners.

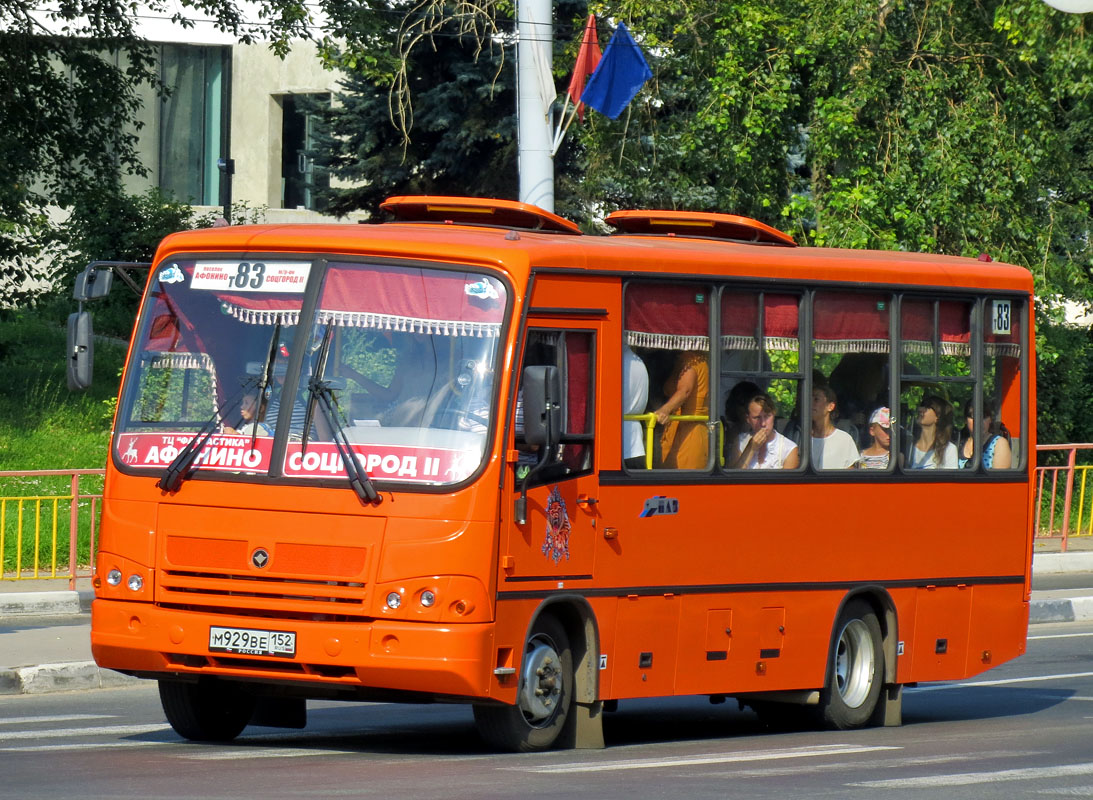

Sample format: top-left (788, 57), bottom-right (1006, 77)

top-left (209, 626), bottom-right (296, 658)
top-left (992, 300), bottom-right (1012, 336)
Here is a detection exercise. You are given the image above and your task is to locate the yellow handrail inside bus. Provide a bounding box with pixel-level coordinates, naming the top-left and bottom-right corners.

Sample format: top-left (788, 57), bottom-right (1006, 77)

top-left (624, 413), bottom-right (721, 469)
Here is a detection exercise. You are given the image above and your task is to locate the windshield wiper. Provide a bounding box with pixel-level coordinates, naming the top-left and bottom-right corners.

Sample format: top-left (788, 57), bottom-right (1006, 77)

top-left (248, 321), bottom-right (282, 449)
top-left (302, 327), bottom-right (381, 505)
top-left (157, 378), bottom-right (257, 493)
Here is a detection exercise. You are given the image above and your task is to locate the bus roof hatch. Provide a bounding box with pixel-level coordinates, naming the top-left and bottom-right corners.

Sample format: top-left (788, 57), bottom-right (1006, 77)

top-left (605, 209), bottom-right (796, 246)
top-left (380, 195), bottom-right (583, 235)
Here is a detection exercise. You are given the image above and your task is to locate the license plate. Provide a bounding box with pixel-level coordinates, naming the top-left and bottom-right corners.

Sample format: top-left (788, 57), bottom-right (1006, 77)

top-left (209, 625), bottom-right (296, 658)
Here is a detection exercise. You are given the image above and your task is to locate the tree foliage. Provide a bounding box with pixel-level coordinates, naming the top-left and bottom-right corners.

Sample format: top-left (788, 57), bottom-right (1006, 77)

top-left (572, 1), bottom-right (1093, 298)
top-left (310, 1), bottom-right (589, 218)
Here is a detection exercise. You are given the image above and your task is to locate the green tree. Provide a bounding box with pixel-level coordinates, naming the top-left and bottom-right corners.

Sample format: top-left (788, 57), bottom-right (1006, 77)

top-left (310, 1), bottom-right (588, 218)
top-left (572, 1), bottom-right (1093, 296)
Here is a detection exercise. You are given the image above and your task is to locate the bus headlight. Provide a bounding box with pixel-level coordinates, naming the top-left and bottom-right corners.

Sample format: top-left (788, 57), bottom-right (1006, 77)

top-left (127, 574), bottom-right (144, 592)
top-left (386, 591), bottom-right (403, 610)
top-left (420, 590), bottom-right (436, 608)
top-left (106, 569), bottom-right (122, 586)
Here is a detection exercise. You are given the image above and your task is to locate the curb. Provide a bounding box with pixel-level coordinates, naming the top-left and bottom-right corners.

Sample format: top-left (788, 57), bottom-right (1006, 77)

top-left (0, 662), bottom-right (139, 696)
top-left (1032, 552), bottom-right (1093, 575)
top-left (1029, 595), bottom-right (1093, 625)
top-left (0, 591), bottom-right (86, 617)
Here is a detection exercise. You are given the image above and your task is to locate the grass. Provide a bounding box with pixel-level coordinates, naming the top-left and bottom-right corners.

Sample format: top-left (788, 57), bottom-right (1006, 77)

top-left (0, 306), bottom-right (127, 574)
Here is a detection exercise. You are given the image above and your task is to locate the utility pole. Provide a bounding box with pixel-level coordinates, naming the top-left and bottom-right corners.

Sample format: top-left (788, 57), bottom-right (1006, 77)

top-left (516, 0), bottom-right (554, 212)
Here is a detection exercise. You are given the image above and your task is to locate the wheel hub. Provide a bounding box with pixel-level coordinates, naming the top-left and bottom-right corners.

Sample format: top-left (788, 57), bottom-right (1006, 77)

top-left (519, 637), bottom-right (563, 723)
top-left (835, 618), bottom-right (876, 708)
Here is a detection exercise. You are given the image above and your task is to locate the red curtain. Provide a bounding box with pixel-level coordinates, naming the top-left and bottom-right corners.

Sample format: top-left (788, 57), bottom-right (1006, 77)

top-left (624, 283), bottom-right (711, 349)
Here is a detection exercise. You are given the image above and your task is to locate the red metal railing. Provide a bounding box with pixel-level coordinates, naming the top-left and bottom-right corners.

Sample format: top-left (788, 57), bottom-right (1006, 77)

top-left (1035, 444), bottom-right (1093, 552)
top-left (0, 469), bottom-right (104, 590)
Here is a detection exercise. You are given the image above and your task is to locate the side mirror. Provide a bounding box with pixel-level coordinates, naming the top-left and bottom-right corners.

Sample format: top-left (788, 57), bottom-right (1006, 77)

top-left (72, 265), bottom-right (114, 302)
top-left (522, 365), bottom-right (562, 449)
top-left (66, 311), bottom-right (94, 391)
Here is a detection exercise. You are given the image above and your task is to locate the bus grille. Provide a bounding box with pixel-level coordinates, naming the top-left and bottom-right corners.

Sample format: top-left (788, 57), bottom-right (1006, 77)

top-left (157, 569), bottom-right (367, 617)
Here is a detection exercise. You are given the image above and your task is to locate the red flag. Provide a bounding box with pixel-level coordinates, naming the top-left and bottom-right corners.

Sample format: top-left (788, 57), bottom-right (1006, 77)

top-left (566, 14), bottom-right (602, 121)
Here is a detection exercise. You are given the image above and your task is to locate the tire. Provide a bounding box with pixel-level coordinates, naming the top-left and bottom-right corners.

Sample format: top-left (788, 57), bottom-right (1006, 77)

top-left (818, 598), bottom-right (884, 730)
top-left (474, 615), bottom-right (573, 752)
top-left (159, 678), bottom-right (255, 742)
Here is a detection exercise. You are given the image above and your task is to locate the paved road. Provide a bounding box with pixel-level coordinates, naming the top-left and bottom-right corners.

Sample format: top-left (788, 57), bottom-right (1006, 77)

top-left (2, 619), bottom-right (1093, 799)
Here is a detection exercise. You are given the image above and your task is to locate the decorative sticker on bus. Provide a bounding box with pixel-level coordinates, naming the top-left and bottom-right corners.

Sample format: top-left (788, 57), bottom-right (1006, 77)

top-left (640, 496), bottom-right (680, 517)
top-left (541, 485), bottom-right (572, 563)
top-left (190, 261), bottom-right (311, 293)
top-left (282, 442), bottom-right (479, 483)
top-left (116, 432), bottom-right (273, 473)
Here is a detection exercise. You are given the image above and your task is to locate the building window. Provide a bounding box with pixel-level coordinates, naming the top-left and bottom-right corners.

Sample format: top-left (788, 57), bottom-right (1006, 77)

top-left (280, 94), bottom-right (330, 210)
top-left (158, 45), bottom-right (230, 206)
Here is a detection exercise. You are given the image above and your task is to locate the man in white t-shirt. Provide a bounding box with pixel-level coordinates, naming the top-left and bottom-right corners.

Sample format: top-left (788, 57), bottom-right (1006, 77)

top-left (622, 345), bottom-right (650, 469)
top-left (811, 385), bottom-right (859, 469)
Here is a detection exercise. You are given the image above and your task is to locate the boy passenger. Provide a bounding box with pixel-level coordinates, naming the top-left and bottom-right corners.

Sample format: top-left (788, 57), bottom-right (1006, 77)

top-left (810, 385), bottom-right (859, 469)
top-left (732, 392), bottom-right (799, 469)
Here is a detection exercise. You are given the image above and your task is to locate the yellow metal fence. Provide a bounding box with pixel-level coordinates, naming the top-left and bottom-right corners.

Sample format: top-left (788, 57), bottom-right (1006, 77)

top-left (0, 469), bottom-right (104, 589)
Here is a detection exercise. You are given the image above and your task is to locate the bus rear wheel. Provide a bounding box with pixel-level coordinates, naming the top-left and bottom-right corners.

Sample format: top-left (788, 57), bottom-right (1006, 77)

top-left (473, 615), bottom-right (573, 752)
top-left (818, 598), bottom-right (883, 730)
top-left (159, 678), bottom-right (255, 742)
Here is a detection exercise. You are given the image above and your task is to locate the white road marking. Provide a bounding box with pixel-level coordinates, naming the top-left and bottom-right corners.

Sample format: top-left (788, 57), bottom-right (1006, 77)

top-left (506, 744), bottom-right (901, 774)
top-left (0, 723), bottom-right (170, 740)
top-left (182, 748), bottom-right (337, 760)
top-left (0, 741), bottom-right (162, 753)
top-left (0, 714), bottom-right (112, 725)
top-left (849, 761), bottom-right (1093, 789)
top-left (910, 671), bottom-right (1093, 692)
top-left (1028, 632), bottom-right (1093, 641)
top-left (724, 750), bottom-right (1037, 779)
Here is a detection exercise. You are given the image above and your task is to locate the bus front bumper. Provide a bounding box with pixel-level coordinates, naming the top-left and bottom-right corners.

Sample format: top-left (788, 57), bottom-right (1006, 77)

top-left (90, 598), bottom-right (495, 700)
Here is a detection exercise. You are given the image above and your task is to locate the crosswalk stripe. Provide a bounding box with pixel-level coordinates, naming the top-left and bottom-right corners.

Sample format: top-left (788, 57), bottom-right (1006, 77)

top-left (505, 744), bottom-right (901, 774)
top-left (0, 714), bottom-right (112, 726)
top-left (0, 740), bottom-right (163, 753)
top-left (0, 723), bottom-right (171, 741)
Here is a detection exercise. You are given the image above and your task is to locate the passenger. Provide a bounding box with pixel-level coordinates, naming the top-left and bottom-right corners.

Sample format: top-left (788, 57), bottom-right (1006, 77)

top-left (623, 345), bottom-right (651, 469)
top-left (810, 385), bottom-right (859, 469)
top-left (959, 401), bottom-right (1013, 469)
top-left (654, 350), bottom-right (709, 469)
top-left (909, 394), bottom-right (958, 469)
top-left (858, 406), bottom-right (892, 470)
top-left (722, 380), bottom-right (761, 462)
top-left (733, 392), bottom-right (800, 469)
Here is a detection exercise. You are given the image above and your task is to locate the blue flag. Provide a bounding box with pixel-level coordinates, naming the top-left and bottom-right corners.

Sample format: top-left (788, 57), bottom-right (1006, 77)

top-left (580, 22), bottom-right (652, 120)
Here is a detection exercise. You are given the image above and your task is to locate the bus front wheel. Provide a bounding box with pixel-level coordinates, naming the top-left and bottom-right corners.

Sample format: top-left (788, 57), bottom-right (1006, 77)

top-left (818, 599), bottom-right (883, 730)
top-left (159, 678), bottom-right (255, 742)
top-left (473, 615), bottom-right (573, 752)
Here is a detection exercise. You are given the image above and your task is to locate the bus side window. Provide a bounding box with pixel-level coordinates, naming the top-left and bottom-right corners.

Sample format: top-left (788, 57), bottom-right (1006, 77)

top-left (900, 298), bottom-right (973, 471)
top-left (812, 291), bottom-right (892, 471)
top-left (980, 297), bottom-right (1023, 470)
top-left (720, 289), bottom-right (802, 471)
top-left (625, 282), bottom-right (713, 471)
top-left (516, 329), bottom-right (596, 485)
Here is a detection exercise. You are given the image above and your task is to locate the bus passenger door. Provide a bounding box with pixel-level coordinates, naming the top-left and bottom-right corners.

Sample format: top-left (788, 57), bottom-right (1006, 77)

top-left (503, 326), bottom-right (599, 583)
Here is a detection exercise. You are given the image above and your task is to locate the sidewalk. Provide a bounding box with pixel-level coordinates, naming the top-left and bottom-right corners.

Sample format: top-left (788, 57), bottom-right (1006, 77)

top-left (2, 540), bottom-right (1092, 696)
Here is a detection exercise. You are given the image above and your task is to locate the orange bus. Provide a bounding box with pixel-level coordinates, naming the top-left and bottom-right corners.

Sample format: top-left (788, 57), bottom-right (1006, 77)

top-left (83, 196), bottom-right (1034, 752)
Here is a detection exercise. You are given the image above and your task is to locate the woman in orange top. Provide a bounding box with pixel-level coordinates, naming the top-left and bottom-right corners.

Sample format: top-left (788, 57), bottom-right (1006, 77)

top-left (654, 350), bottom-right (709, 468)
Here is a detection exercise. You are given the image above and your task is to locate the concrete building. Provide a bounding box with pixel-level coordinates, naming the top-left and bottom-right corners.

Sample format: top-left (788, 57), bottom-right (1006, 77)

top-left (114, 6), bottom-right (359, 223)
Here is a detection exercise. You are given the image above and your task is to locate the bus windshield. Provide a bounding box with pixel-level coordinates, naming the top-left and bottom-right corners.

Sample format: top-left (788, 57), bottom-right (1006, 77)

top-left (114, 258), bottom-right (508, 487)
